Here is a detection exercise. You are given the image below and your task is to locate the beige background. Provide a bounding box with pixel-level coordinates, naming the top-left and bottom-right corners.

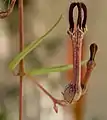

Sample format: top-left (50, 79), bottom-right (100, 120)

top-left (0, 0), bottom-right (106, 120)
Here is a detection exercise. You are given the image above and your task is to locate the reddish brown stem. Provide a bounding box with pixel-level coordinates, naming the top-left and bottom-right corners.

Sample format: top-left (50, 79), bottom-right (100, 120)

top-left (0, 0), bottom-right (16, 18)
top-left (18, 0), bottom-right (24, 120)
top-left (25, 73), bottom-right (67, 113)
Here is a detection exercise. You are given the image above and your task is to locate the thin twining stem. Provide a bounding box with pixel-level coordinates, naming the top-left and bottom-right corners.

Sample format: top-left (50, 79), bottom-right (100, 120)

top-left (25, 73), bottom-right (68, 113)
top-left (0, 0), bottom-right (16, 18)
top-left (18, 0), bottom-right (25, 120)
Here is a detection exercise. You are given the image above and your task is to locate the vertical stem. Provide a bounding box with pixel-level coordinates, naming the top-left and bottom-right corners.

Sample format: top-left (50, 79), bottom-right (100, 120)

top-left (18, 0), bottom-right (24, 120)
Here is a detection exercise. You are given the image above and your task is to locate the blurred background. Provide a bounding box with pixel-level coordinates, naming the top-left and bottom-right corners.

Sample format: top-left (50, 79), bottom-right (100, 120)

top-left (0, 0), bottom-right (107, 120)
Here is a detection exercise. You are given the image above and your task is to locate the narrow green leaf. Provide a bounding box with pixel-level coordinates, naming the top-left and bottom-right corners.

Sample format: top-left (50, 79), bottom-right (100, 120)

top-left (27, 60), bottom-right (87, 75)
top-left (9, 15), bottom-right (63, 70)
